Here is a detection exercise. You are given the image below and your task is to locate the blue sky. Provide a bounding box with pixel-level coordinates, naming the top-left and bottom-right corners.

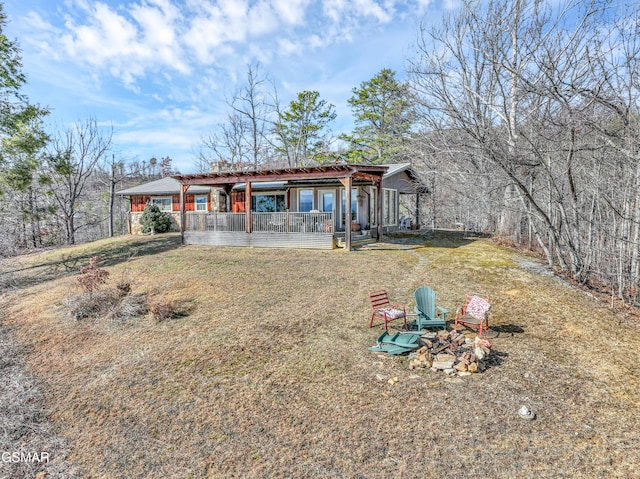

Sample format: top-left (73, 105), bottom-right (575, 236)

top-left (4, 0), bottom-right (458, 173)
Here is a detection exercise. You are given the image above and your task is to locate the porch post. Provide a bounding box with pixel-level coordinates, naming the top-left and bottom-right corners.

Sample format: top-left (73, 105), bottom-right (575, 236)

top-left (286, 189), bottom-right (291, 233)
top-left (180, 184), bottom-right (189, 244)
top-left (245, 181), bottom-right (252, 233)
top-left (415, 193), bottom-right (421, 229)
top-left (376, 178), bottom-right (383, 241)
top-left (340, 177), bottom-right (352, 251)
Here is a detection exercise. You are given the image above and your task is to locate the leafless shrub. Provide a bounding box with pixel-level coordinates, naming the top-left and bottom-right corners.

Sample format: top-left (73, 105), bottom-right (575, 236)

top-left (106, 293), bottom-right (148, 322)
top-left (115, 281), bottom-right (131, 297)
top-left (148, 299), bottom-right (179, 323)
top-left (115, 269), bottom-right (132, 298)
top-left (62, 290), bottom-right (119, 321)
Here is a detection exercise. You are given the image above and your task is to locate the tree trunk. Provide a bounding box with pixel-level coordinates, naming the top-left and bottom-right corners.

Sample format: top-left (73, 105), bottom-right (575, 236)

top-left (108, 158), bottom-right (116, 237)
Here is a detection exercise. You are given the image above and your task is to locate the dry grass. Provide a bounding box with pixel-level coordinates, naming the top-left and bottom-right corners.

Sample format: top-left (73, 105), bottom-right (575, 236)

top-left (1, 232), bottom-right (639, 478)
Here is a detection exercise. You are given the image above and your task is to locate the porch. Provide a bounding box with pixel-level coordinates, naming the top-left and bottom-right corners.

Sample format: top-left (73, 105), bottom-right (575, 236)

top-left (183, 211), bottom-right (337, 249)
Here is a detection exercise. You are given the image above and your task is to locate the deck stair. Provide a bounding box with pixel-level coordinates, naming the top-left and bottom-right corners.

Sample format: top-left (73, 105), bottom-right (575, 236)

top-left (334, 230), bottom-right (376, 248)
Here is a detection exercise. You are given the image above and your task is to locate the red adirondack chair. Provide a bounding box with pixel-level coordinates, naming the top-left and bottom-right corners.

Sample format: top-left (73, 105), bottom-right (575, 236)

top-left (369, 290), bottom-right (407, 331)
top-left (454, 295), bottom-right (491, 337)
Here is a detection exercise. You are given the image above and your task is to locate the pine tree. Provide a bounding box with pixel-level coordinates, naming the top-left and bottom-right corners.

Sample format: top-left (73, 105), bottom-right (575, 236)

top-left (274, 90), bottom-right (336, 167)
top-left (342, 69), bottom-right (414, 164)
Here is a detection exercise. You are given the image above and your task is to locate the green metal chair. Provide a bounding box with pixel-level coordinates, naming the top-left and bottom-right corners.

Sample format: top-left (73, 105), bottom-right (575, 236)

top-left (409, 286), bottom-right (448, 331)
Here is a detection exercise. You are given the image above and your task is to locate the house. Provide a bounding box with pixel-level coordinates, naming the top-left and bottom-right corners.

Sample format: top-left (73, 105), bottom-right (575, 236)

top-left (116, 177), bottom-right (219, 234)
top-left (117, 163), bottom-right (426, 250)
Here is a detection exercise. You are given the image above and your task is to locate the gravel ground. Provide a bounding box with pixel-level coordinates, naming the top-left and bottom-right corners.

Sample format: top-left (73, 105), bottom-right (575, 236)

top-left (0, 317), bottom-right (77, 479)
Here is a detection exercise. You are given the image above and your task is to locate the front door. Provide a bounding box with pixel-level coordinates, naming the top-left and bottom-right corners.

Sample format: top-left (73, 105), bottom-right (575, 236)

top-left (319, 190), bottom-right (336, 230)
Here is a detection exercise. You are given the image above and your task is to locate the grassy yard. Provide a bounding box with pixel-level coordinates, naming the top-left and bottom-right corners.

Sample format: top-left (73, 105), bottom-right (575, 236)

top-left (1, 232), bottom-right (639, 478)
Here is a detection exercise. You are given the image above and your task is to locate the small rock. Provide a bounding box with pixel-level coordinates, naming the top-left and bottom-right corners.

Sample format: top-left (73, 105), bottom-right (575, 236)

top-left (375, 374), bottom-right (386, 381)
top-left (443, 368), bottom-right (456, 375)
top-left (458, 371), bottom-right (472, 377)
top-left (468, 362), bottom-right (479, 373)
top-left (436, 353), bottom-right (456, 362)
top-left (518, 405), bottom-right (536, 420)
top-left (388, 377), bottom-right (399, 385)
top-left (432, 360), bottom-right (455, 370)
top-left (454, 362), bottom-right (468, 372)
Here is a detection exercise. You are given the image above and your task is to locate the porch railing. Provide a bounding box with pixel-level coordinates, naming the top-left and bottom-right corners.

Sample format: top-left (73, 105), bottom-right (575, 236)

top-left (185, 211), bottom-right (333, 233)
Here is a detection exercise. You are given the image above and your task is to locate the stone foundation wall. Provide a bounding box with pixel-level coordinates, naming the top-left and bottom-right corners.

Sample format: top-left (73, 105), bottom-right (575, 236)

top-left (129, 212), bottom-right (181, 234)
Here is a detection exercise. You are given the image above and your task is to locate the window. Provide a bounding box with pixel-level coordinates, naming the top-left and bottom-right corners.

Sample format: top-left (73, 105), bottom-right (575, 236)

top-left (252, 194), bottom-right (286, 212)
top-left (341, 188), bottom-right (358, 223)
top-left (299, 189), bottom-right (314, 212)
top-left (195, 195), bottom-right (208, 212)
top-left (370, 189), bottom-right (377, 226)
top-left (320, 191), bottom-right (334, 213)
top-left (150, 196), bottom-right (172, 212)
top-left (383, 189), bottom-right (398, 226)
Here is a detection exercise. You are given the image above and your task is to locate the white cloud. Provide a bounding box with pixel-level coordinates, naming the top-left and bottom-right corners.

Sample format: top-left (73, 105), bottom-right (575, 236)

top-left (322, 0), bottom-right (394, 24)
top-left (246, 1), bottom-right (280, 35)
top-left (353, 0), bottom-right (394, 22)
top-left (21, 0), bottom-right (410, 91)
top-left (130, 0), bottom-right (189, 73)
top-left (58, 0), bottom-right (189, 84)
top-left (278, 38), bottom-right (302, 56)
top-left (271, 0), bottom-right (310, 24)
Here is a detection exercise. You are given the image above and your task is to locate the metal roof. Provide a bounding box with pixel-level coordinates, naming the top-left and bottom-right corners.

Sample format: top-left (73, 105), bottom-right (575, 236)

top-left (116, 177), bottom-right (212, 196)
top-left (383, 163), bottom-right (411, 178)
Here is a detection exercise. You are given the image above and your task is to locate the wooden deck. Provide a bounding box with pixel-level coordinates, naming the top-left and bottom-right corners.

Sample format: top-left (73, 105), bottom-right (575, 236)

top-left (181, 212), bottom-right (384, 250)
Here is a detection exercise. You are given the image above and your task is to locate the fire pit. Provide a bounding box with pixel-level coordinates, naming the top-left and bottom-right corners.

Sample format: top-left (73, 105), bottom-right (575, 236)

top-left (408, 329), bottom-right (493, 375)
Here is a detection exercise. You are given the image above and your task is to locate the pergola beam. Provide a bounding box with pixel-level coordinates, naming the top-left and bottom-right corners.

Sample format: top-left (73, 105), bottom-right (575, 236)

top-left (174, 164), bottom-right (388, 186)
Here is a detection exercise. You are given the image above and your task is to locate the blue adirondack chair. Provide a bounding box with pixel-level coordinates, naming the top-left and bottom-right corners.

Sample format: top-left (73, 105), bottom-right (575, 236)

top-left (368, 330), bottom-right (422, 355)
top-left (409, 286), bottom-right (448, 331)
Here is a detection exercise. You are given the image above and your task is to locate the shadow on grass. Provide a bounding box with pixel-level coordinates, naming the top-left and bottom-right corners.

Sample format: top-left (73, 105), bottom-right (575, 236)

top-left (1, 234), bottom-right (182, 292)
top-left (485, 350), bottom-right (508, 369)
top-left (378, 229), bottom-right (490, 249)
top-left (490, 324), bottom-right (526, 335)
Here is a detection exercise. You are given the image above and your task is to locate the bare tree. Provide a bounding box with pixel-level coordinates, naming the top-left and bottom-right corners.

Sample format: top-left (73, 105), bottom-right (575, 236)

top-left (229, 63), bottom-right (271, 168)
top-left (410, 0), bottom-right (599, 270)
top-left (198, 64), bottom-right (274, 170)
top-left (96, 153), bottom-right (126, 238)
top-left (198, 112), bottom-right (251, 169)
top-left (45, 119), bottom-right (112, 244)
top-left (409, 0), bottom-right (640, 304)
